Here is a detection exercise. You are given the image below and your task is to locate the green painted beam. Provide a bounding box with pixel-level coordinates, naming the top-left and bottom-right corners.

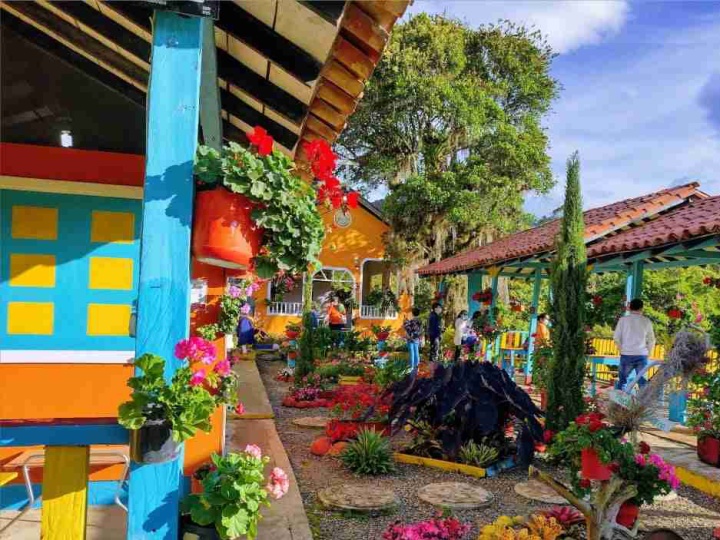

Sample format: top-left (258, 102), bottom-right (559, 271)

top-left (199, 18), bottom-right (222, 150)
top-left (668, 250), bottom-right (720, 260)
top-left (641, 258), bottom-right (720, 269)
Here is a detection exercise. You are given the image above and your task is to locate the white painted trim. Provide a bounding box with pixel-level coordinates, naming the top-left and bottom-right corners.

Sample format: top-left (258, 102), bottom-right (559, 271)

top-left (0, 175), bottom-right (143, 200)
top-left (311, 266), bottom-right (357, 305)
top-left (358, 258), bottom-right (400, 320)
top-left (0, 350), bottom-right (135, 364)
top-left (265, 276), bottom-right (305, 317)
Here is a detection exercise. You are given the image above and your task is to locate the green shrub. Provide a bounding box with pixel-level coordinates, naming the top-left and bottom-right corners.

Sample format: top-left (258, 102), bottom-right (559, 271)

top-left (458, 440), bottom-right (498, 468)
top-left (374, 356), bottom-right (410, 389)
top-left (340, 429), bottom-right (395, 475)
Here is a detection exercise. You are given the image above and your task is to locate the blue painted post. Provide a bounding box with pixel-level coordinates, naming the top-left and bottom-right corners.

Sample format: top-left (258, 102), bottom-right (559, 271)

top-left (467, 272), bottom-right (484, 315)
top-left (524, 268), bottom-right (543, 382)
top-left (486, 273), bottom-right (499, 362)
top-left (625, 261), bottom-right (644, 311)
top-left (128, 11), bottom-right (203, 540)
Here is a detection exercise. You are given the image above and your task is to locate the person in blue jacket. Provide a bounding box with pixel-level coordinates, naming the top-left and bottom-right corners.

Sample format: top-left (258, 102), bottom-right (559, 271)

top-left (427, 303), bottom-right (443, 362)
top-left (237, 314), bottom-right (255, 354)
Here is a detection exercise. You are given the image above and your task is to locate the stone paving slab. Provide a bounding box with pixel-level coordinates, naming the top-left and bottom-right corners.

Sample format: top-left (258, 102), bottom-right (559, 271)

top-left (318, 485), bottom-right (399, 513)
top-left (292, 416), bottom-right (329, 429)
top-left (232, 360), bottom-right (275, 419)
top-left (0, 507), bottom-right (126, 540)
top-left (417, 482), bottom-right (493, 509)
top-left (514, 480), bottom-right (568, 505)
top-left (226, 418), bottom-right (313, 540)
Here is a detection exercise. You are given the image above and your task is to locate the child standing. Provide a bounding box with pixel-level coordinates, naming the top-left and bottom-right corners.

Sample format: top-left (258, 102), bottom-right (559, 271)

top-left (403, 307), bottom-right (423, 372)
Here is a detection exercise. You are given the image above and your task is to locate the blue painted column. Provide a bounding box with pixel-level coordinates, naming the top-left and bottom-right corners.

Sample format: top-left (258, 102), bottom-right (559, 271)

top-left (486, 273), bottom-right (500, 362)
top-left (467, 272), bottom-right (484, 315)
top-left (128, 11), bottom-right (203, 539)
top-left (625, 260), bottom-right (644, 304)
top-left (524, 268), bottom-right (543, 381)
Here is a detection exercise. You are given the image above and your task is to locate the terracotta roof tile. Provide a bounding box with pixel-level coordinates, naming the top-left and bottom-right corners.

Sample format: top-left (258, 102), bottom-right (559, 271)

top-left (418, 182), bottom-right (702, 275)
top-left (588, 195), bottom-right (720, 257)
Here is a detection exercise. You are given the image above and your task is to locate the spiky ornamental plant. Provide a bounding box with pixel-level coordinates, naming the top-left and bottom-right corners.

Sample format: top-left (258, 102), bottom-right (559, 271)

top-left (547, 152), bottom-right (587, 430)
top-left (295, 311), bottom-right (315, 380)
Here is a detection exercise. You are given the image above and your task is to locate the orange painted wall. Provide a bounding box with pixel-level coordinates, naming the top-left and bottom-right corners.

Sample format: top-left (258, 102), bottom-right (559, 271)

top-left (253, 204), bottom-right (411, 335)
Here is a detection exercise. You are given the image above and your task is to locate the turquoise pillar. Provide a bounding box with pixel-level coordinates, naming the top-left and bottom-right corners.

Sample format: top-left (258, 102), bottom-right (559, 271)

top-left (127, 11), bottom-right (203, 539)
top-left (524, 268), bottom-right (543, 381)
top-left (625, 261), bottom-right (644, 313)
top-left (467, 272), bottom-right (484, 316)
top-left (486, 274), bottom-right (500, 362)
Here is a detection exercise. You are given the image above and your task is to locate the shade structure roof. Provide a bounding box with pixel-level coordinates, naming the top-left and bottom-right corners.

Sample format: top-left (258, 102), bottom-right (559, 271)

top-left (0, 0), bottom-right (409, 161)
top-left (418, 182), bottom-right (719, 277)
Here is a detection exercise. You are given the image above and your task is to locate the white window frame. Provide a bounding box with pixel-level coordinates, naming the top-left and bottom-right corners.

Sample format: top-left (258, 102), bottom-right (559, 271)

top-left (359, 258), bottom-right (399, 320)
top-left (266, 276), bottom-right (304, 316)
top-left (311, 267), bottom-right (356, 307)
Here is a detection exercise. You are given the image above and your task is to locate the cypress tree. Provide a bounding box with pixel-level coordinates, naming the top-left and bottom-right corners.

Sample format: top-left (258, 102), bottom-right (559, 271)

top-left (295, 311), bottom-right (315, 379)
top-left (547, 152), bottom-right (587, 430)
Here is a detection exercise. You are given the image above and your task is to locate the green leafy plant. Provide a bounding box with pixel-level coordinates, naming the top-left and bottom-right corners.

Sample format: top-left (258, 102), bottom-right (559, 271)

top-left (403, 420), bottom-right (444, 459)
top-left (195, 142), bottom-right (324, 277)
top-left (181, 449), bottom-right (289, 539)
top-left (197, 278), bottom-right (261, 338)
top-left (529, 344), bottom-right (553, 392)
top-left (117, 354), bottom-right (217, 442)
top-left (366, 287), bottom-right (400, 313)
top-left (340, 428), bottom-right (395, 475)
top-left (295, 312), bottom-right (316, 380)
top-left (686, 367), bottom-right (720, 438)
top-left (458, 440), bottom-right (499, 468)
top-left (373, 356), bottom-right (410, 389)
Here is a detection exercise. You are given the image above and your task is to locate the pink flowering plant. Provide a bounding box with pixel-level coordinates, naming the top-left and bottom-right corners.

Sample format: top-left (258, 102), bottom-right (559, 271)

top-left (618, 445), bottom-right (680, 505)
top-left (197, 277), bottom-right (262, 340)
top-left (181, 448), bottom-right (289, 540)
top-left (382, 515), bottom-right (471, 540)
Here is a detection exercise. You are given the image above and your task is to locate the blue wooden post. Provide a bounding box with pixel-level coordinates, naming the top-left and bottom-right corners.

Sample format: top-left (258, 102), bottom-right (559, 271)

top-left (467, 272), bottom-right (483, 315)
top-left (625, 261), bottom-right (644, 308)
top-left (128, 11), bottom-right (203, 539)
top-left (486, 273), bottom-right (500, 362)
top-left (524, 268), bottom-right (543, 382)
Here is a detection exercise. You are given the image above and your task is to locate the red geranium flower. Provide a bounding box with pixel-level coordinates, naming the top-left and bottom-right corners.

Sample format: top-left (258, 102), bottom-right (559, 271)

top-left (639, 441), bottom-right (651, 454)
top-left (579, 479), bottom-right (591, 489)
top-left (543, 429), bottom-right (555, 443)
top-left (346, 191), bottom-right (360, 209)
top-left (588, 419), bottom-right (605, 433)
top-left (608, 463), bottom-right (620, 473)
top-left (247, 126), bottom-right (273, 156)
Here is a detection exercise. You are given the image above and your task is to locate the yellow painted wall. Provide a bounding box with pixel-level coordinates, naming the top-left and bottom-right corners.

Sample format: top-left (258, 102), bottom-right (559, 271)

top-left (253, 204), bottom-right (411, 335)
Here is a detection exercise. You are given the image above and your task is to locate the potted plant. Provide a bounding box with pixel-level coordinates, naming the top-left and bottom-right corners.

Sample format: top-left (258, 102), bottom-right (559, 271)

top-left (198, 278), bottom-right (261, 348)
top-left (285, 322), bottom-right (301, 340)
top-left (118, 338), bottom-right (238, 464)
top-left (366, 287), bottom-right (400, 316)
top-left (687, 367), bottom-right (720, 467)
top-left (181, 447), bottom-right (289, 539)
top-left (371, 324), bottom-right (392, 341)
top-left (193, 128), bottom-right (325, 276)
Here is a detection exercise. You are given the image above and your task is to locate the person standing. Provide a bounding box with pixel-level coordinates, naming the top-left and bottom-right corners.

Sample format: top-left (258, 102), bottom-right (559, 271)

top-left (453, 310), bottom-right (468, 361)
top-left (403, 307), bottom-right (423, 372)
top-left (534, 313), bottom-right (551, 347)
top-left (327, 296), bottom-right (345, 348)
top-left (428, 303), bottom-right (443, 362)
top-left (614, 298), bottom-right (656, 390)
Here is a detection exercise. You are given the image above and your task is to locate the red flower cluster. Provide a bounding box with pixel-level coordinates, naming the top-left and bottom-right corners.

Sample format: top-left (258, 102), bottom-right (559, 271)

top-left (576, 412), bottom-right (606, 433)
top-left (330, 383), bottom-right (391, 420)
top-left (639, 441), bottom-right (651, 455)
top-left (703, 276), bottom-right (720, 288)
top-left (667, 308), bottom-right (684, 320)
top-left (247, 126), bottom-right (273, 156)
top-left (592, 294), bottom-right (603, 306)
top-left (471, 288), bottom-right (493, 304)
top-left (303, 139), bottom-right (359, 210)
top-left (543, 429), bottom-right (556, 443)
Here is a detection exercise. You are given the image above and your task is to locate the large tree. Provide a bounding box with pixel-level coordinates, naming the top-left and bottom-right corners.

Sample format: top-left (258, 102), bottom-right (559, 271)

top-left (547, 153), bottom-right (587, 430)
top-left (338, 14), bottom-right (558, 269)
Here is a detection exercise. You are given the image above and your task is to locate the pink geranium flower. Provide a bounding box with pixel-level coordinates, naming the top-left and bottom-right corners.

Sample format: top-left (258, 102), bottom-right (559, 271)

top-left (235, 402), bottom-right (246, 415)
top-left (190, 369), bottom-right (206, 386)
top-left (240, 303), bottom-right (252, 315)
top-left (244, 444), bottom-right (262, 460)
top-left (266, 467), bottom-right (289, 499)
top-left (214, 360), bottom-right (231, 376)
top-left (228, 285), bottom-right (242, 299)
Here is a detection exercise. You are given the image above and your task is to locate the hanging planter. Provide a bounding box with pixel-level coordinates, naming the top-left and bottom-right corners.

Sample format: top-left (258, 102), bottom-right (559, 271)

top-left (180, 517), bottom-right (221, 540)
top-left (129, 420), bottom-right (183, 464)
top-left (615, 501), bottom-right (640, 528)
top-left (192, 188), bottom-right (263, 270)
top-left (580, 448), bottom-right (612, 481)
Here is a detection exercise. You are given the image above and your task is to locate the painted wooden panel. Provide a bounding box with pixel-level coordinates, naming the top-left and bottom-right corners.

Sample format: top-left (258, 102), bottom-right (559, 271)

top-left (40, 446), bottom-right (90, 540)
top-left (127, 11), bottom-right (203, 540)
top-left (0, 190), bottom-right (141, 352)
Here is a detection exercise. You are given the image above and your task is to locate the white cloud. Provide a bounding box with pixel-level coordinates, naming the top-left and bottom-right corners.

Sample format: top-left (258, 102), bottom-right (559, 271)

top-left (407, 0), bottom-right (630, 53)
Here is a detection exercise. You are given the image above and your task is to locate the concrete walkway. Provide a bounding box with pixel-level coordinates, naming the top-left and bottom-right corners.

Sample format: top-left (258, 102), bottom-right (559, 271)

top-left (0, 507), bottom-right (126, 539)
top-left (232, 360), bottom-right (275, 419)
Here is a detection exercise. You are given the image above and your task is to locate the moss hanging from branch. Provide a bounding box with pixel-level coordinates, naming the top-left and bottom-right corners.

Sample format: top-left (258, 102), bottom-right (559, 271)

top-left (547, 152), bottom-right (587, 430)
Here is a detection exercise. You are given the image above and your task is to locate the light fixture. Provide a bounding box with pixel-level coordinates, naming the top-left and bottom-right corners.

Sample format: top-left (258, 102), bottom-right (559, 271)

top-left (60, 130), bottom-right (73, 148)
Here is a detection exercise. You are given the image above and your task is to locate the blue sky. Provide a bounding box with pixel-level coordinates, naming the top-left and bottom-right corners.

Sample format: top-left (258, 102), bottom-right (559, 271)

top-left (397, 1), bottom-right (720, 217)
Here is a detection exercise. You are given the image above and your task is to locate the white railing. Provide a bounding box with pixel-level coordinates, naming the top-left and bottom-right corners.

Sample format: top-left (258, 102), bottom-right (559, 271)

top-left (267, 302), bottom-right (303, 316)
top-left (360, 305), bottom-right (398, 319)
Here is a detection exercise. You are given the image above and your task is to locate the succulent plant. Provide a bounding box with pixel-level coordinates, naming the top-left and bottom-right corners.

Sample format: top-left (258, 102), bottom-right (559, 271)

top-left (340, 428), bottom-right (395, 475)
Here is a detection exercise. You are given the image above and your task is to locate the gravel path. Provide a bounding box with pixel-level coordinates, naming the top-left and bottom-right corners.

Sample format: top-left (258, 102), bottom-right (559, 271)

top-left (256, 359), bottom-right (720, 540)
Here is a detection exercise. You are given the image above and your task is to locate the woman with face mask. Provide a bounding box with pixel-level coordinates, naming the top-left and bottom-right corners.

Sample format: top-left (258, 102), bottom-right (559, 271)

top-left (453, 310), bottom-right (468, 361)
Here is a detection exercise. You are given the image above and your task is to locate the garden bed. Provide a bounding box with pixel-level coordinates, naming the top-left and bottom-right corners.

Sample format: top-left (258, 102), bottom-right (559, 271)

top-left (254, 359), bottom-right (720, 540)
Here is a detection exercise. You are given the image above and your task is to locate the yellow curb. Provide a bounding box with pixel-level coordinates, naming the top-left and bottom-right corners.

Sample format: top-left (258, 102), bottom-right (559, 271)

top-left (675, 465), bottom-right (720, 498)
top-left (393, 453), bottom-right (487, 478)
top-left (229, 413), bottom-right (275, 420)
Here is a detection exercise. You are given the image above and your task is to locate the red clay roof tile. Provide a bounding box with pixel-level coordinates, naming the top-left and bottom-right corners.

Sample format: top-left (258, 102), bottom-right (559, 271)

top-left (418, 182), bottom-right (703, 275)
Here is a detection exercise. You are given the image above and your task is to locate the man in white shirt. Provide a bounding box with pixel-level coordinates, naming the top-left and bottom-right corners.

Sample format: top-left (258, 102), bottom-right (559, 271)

top-left (613, 298), bottom-right (656, 390)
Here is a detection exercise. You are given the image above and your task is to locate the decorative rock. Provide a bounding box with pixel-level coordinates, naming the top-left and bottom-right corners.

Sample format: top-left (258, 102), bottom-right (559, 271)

top-left (417, 482), bottom-right (493, 509)
top-left (514, 480), bottom-right (568, 505)
top-left (327, 442), bottom-right (348, 457)
top-left (310, 436), bottom-right (332, 456)
top-left (292, 416), bottom-right (329, 429)
top-left (653, 490), bottom-right (678, 502)
top-left (318, 485), bottom-right (399, 512)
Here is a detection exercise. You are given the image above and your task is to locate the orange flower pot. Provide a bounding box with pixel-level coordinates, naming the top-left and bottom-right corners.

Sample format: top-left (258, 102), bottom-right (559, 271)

top-left (192, 187), bottom-right (263, 269)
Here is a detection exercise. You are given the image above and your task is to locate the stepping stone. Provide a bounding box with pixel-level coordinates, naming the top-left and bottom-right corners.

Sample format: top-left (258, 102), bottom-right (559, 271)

top-left (417, 482), bottom-right (493, 509)
top-left (653, 490), bottom-right (678, 502)
top-left (514, 480), bottom-right (568, 505)
top-left (318, 485), bottom-right (398, 513)
top-left (292, 417), bottom-right (329, 429)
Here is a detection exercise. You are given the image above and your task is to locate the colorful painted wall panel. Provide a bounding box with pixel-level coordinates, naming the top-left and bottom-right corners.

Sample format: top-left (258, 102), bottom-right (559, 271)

top-left (0, 190), bottom-right (141, 358)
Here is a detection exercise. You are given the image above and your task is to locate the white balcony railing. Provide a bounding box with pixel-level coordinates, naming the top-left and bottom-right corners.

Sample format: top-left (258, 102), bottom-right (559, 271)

top-left (267, 302), bottom-right (303, 316)
top-left (360, 304), bottom-right (398, 320)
